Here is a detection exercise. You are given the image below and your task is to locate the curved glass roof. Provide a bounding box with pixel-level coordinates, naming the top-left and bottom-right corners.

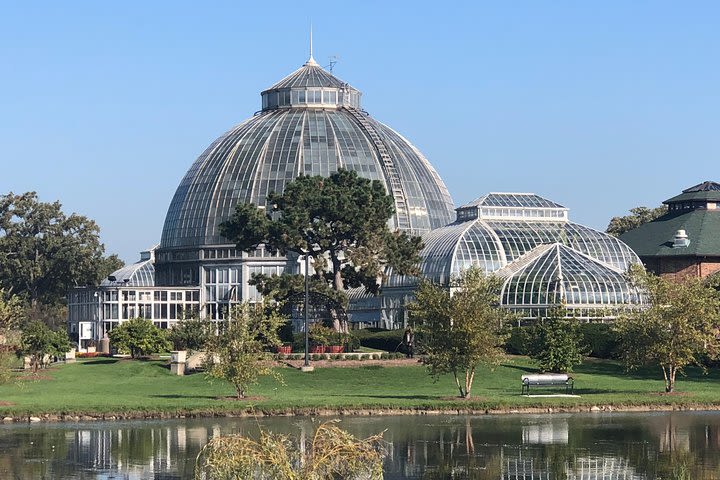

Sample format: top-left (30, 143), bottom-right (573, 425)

top-left (382, 192), bottom-right (644, 317)
top-left (160, 61), bottom-right (455, 249)
top-left (417, 217), bottom-right (640, 285)
top-left (264, 60), bottom-right (354, 90)
top-left (101, 257), bottom-right (155, 287)
top-left (499, 243), bottom-right (644, 312)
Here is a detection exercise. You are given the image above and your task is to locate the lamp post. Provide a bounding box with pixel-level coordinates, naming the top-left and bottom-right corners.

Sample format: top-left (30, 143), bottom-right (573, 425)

top-left (301, 253), bottom-right (313, 372)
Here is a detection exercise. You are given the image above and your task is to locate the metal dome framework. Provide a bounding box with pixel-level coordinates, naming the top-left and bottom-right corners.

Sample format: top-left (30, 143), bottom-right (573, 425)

top-left (159, 59), bottom-right (454, 253)
top-left (377, 193), bottom-right (645, 324)
top-left (154, 56), bottom-right (455, 320)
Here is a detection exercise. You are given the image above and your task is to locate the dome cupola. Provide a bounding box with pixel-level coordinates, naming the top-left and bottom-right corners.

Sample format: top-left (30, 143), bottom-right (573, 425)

top-left (260, 57), bottom-right (361, 110)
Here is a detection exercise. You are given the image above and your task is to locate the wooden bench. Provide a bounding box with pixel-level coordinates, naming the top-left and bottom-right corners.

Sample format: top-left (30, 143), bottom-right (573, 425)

top-left (521, 374), bottom-right (574, 395)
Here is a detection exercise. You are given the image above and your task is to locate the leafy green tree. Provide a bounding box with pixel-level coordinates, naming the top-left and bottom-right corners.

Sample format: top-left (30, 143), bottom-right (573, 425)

top-left (409, 267), bottom-right (513, 398)
top-left (204, 303), bottom-right (285, 399)
top-left (219, 170), bottom-right (423, 330)
top-left (0, 191), bottom-right (123, 308)
top-left (614, 267), bottom-right (720, 392)
top-left (527, 306), bottom-right (587, 373)
top-left (195, 420), bottom-right (384, 480)
top-left (108, 318), bottom-right (171, 358)
top-left (17, 321), bottom-right (71, 372)
top-left (168, 318), bottom-right (213, 351)
top-left (606, 205), bottom-right (668, 237)
top-left (0, 289), bottom-right (24, 335)
top-left (0, 290), bottom-right (24, 385)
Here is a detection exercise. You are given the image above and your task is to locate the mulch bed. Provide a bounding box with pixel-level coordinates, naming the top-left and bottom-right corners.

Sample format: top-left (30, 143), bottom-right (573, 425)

top-left (649, 391), bottom-right (694, 397)
top-left (283, 358), bottom-right (421, 369)
top-left (215, 396), bottom-right (267, 402)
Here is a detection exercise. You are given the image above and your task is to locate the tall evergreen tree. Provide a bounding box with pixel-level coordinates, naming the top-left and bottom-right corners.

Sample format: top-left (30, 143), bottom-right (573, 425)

top-left (220, 169), bottom-right (423, 330)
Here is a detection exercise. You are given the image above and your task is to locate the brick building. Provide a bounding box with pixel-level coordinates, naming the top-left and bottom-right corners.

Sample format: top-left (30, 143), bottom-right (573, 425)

top-left (620, 181), bottom-right (720, 281)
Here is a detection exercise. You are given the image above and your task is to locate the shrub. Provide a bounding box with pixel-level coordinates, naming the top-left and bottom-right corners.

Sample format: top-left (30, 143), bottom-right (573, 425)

top-left (527, 310), bottom-right (587, 373)
top-left (353, 328), bottom-right (404, 352)
top-left (505, 326), bottom-right (532, 355)
top-left (108, 318), bottom-right (171, 358)
top-left (579, 322), bottom-right (619, 359)
top-left (308, 324), bottom-right (334, 346)
top-left (17, 321), bottom-right (71, 372)
top-left (168, 318), bottom-right (213, 352)
top-left (277, 321), bottom-right (294, 344)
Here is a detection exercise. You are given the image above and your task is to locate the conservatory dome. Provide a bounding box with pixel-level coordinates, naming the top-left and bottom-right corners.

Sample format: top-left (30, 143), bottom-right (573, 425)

top-left (385, 193), bottom-right (645, 320)
top-left (101, 247), bottom-right (156, 288)
top-left (159, 56), bottom-right (455, 251)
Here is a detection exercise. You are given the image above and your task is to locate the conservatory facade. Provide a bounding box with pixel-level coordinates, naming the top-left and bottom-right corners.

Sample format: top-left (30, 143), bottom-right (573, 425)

top-left (365, 193), bottom-right (646, 326)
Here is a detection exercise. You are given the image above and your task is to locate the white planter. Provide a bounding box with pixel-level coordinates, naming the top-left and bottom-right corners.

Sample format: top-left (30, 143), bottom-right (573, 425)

top-left (171, 350), bottom-right (187, 364)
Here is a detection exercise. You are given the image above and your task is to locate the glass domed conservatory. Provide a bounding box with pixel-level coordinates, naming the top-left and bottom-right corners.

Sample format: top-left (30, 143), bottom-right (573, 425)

top-left (352, 193), bottom-right (646, 326)
top-left (153, 54), bottom-right (455, 319)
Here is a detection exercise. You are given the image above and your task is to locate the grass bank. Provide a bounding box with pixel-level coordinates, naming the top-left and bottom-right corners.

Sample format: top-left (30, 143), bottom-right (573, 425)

top-left (1, 356), bottom-right (720, 419)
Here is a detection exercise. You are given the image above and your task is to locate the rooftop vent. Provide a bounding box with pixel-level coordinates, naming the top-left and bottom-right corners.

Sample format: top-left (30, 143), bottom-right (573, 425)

top-left (673, 229), bottom-right (690, 248)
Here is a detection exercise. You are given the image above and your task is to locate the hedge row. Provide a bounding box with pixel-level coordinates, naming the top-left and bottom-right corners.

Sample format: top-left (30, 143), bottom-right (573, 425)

top-left (352, 328), bottom-right (405, 352)
top-left (506, 323), bottom-right (620, 359)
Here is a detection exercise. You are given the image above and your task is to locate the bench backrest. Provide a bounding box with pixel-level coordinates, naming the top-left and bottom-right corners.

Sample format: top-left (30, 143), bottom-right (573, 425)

top-left (522, 374), bottom-right (570, 385)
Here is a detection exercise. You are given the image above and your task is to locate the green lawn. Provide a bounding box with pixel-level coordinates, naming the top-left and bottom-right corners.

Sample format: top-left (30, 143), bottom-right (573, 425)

top-left (1, 356), bottom-right (720, 417)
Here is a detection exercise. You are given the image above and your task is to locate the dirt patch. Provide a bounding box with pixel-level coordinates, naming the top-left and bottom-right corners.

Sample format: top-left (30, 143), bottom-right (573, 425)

top-left (0, 401), bottom-right (14, 407)
top-left (649, 391), bottom-right (694, 397)
top-left (440, 396), bottom-right (488, 402)
top-left (215, 396), bottom-right (268, 402)
top-left (283, 358), bottom-right (421, 369)
top-left (17, 373), bottom-right (54, 381)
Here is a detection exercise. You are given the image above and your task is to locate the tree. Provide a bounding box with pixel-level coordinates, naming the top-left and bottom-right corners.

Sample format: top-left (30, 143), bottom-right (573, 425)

top-left (194, 420), bottom-right (384, 480)
top-left (527, 306), bottom-right (587, 373)
top-left (0, 290), bottom-right (24, 384)
top-left (0, 192), bottom-right (124, 307)
top-left (204, 303), bottom-right (285, 399)
top-left (17, 321), bottom-right (71, 372)
top-left (0, 289), bottom-right (24, 335)
top-left (614, 267), bottom-right (720, 393)
top-left (606, 205), bottom-right (668, 237)
top-left (409, 267), bottom-right (513, 399)
top-left (249, 272), bottom-right (348, 310)
top-left (108, 318), bottom-right (171, 358)
top-left (168, 318), bottom-right (213, 352)
top-left (219, 169), bottom-right (423, 331)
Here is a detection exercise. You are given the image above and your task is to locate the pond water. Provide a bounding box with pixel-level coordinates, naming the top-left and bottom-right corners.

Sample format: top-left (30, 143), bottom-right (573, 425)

top-left (1, 411), bottom-right (720, 479)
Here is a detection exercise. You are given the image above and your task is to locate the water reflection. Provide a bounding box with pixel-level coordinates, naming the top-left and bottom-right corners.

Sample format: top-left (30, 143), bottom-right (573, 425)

top-left (1, 412), bottom-right (720, 479)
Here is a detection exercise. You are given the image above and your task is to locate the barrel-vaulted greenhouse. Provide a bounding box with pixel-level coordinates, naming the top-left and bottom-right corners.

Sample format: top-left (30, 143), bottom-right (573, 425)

top-left (351, 193), bottom-right (646, 326)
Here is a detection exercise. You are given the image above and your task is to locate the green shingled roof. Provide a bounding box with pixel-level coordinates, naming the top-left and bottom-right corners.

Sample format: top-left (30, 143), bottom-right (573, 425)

top-left (664, 181), bottom-right (720, 204)
top-left (619, 209), bottom-right (720, 257)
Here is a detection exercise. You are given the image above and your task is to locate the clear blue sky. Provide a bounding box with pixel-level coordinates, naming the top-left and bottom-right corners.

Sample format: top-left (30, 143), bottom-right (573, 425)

top-left (2, 1), bottom-right (719, 263)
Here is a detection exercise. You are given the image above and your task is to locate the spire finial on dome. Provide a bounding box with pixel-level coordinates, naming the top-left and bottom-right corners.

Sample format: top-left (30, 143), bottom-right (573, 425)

top-left (305, 24), bottom-right (319, 66)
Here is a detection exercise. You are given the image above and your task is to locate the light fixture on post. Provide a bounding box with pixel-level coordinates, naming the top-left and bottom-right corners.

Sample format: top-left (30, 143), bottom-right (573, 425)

top-left (300, 252), bottom-right (314, 372)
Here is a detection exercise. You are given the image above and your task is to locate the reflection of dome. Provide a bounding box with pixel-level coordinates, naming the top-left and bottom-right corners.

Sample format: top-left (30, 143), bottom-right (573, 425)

top-left (159, 57), bottom-right (455, 251)
top-left (381, 193), bottom-right (645, 321)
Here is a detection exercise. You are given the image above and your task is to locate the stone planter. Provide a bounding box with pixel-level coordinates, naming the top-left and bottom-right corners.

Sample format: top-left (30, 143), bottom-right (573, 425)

top-left (171, 350), bottom-right (187, 364)
top-left (326, 345), bottom-right (344, 354)
top-left (65, 349), bottom-right (76, 363)
top-left (310, 345), bottom-right (326, 354)
top-left (170, 350), bottom-right (187, 376)
top-left (276, 345), bottom-right (292, 354)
